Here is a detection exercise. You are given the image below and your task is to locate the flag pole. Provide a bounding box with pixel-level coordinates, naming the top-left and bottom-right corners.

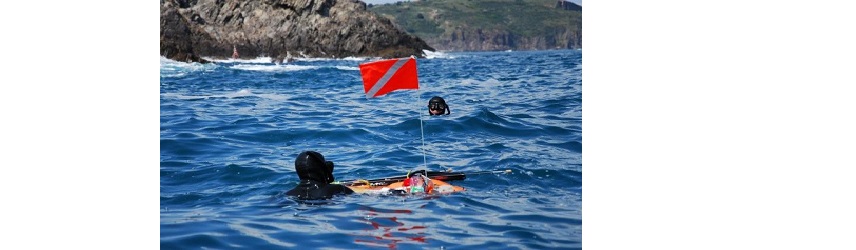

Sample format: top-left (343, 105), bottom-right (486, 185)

top-left (414, 56), bottom-right (428, 170)
top-left (358, 55), bottom-right (427, 169)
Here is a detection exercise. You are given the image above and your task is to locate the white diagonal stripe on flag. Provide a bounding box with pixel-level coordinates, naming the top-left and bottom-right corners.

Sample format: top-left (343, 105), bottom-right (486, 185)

top-left (365, 58), bottom-right (410, 98)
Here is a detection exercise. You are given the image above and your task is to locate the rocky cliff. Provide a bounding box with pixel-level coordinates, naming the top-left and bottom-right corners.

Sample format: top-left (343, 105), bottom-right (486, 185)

top-left (369, 0), bottom-right (581, 52)
top-left (160, 0), bottom-right (434, 63)
top-left (424, 26), bottom-right (580, 52)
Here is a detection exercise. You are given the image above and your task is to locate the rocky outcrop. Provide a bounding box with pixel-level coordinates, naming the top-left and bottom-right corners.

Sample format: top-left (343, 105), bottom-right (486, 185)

top-left (161, 2), bottom-right (211, 63)
top-left (160, 0), bottom-right (434, 62)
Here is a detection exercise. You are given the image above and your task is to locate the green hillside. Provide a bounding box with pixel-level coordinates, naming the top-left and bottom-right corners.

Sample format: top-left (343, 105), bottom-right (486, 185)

top-left (369, 0), bottom-right (581, 50)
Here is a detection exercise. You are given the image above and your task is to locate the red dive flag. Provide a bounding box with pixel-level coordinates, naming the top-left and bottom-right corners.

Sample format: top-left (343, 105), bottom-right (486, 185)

top-left (359, 57), bottom-right (419, 98)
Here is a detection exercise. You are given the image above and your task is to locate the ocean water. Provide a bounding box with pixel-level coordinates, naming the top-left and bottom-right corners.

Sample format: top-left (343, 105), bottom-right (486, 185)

top-left (160, 49), bottom-right (582, 249)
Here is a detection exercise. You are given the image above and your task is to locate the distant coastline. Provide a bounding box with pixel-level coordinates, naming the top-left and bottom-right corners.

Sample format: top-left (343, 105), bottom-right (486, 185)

top-left (368, 0), bottom-right (581, 52)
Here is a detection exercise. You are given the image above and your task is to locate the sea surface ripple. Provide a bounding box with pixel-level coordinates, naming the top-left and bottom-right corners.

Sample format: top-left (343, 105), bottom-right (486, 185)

top-left (161, 49), bottom-right (582, 249)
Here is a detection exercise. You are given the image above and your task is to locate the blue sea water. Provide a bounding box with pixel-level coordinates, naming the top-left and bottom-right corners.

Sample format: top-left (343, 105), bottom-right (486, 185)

top-left (160, 49), bottom-right (582, 249)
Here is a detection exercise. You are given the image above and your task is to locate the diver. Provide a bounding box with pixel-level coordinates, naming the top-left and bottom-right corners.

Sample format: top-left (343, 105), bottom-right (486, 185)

top-left (285, 151), bottom-right (354, 200)
top-left (427, 96), bottom-right (450, 116)
top-left (402, 172), bottom-right (434, 194)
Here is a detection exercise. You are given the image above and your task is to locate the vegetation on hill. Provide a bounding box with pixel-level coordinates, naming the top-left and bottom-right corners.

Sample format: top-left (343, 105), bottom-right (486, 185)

top-left (369, 0), bottom-right (581, 51)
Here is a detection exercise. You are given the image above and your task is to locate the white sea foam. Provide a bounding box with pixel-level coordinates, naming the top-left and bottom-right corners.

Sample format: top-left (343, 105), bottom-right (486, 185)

top-left (227, 63), bottom-right (359, 72)
top-left (340, 56), bottom-right (372, 61)
top-left (201, 56), bottom-right (274, 64)
top-left (160, 56), bottom-right (216, 69)
top-left (296, 56), bottom-right (375, 62)
top-left (160, 56), bottom-right (219, 77)
top-left (335, 66), bottom-right (360, 71)
top-left (161, 89), bottom-right (289, 101)
top-left (167, 54), bottom-right (387, 67)
top-left (423, 49), bottom-right (455, 59)
top-left (230, 64), bottom-right (319, 72)
top-left (226, 89), bottom-right (288, 101)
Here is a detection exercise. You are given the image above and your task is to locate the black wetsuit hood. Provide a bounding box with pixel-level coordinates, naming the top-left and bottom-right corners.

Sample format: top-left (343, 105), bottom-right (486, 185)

top-left (428, 96), bottom-right (450, 115)
top-left (294, 151), bottom-right (334, 183)
top-left (285, 151), bottom-right (353, 200)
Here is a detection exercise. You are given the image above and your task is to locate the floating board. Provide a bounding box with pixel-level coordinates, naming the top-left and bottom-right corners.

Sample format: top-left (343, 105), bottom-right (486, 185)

top-left (347, 179), bottom-right (465, 195)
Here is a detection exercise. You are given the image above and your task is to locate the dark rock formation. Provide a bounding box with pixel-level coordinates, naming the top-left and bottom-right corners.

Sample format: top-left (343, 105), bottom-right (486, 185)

top-left (160, 2), bottom-right (210, 63)
top-left (160, 0), bottom-right (434, 62)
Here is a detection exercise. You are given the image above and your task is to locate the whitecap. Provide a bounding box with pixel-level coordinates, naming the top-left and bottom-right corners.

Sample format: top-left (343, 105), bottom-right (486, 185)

top-left (424, 50), bottom-right (456, 59)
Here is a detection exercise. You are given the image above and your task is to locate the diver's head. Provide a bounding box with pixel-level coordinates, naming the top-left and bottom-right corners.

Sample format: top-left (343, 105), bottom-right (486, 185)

top-left (404, 173), bottom-right (434, 194)
top-left (428, 96), bottom-right (449, 116)
top-left (295, 151), bottom-right (335, 183)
